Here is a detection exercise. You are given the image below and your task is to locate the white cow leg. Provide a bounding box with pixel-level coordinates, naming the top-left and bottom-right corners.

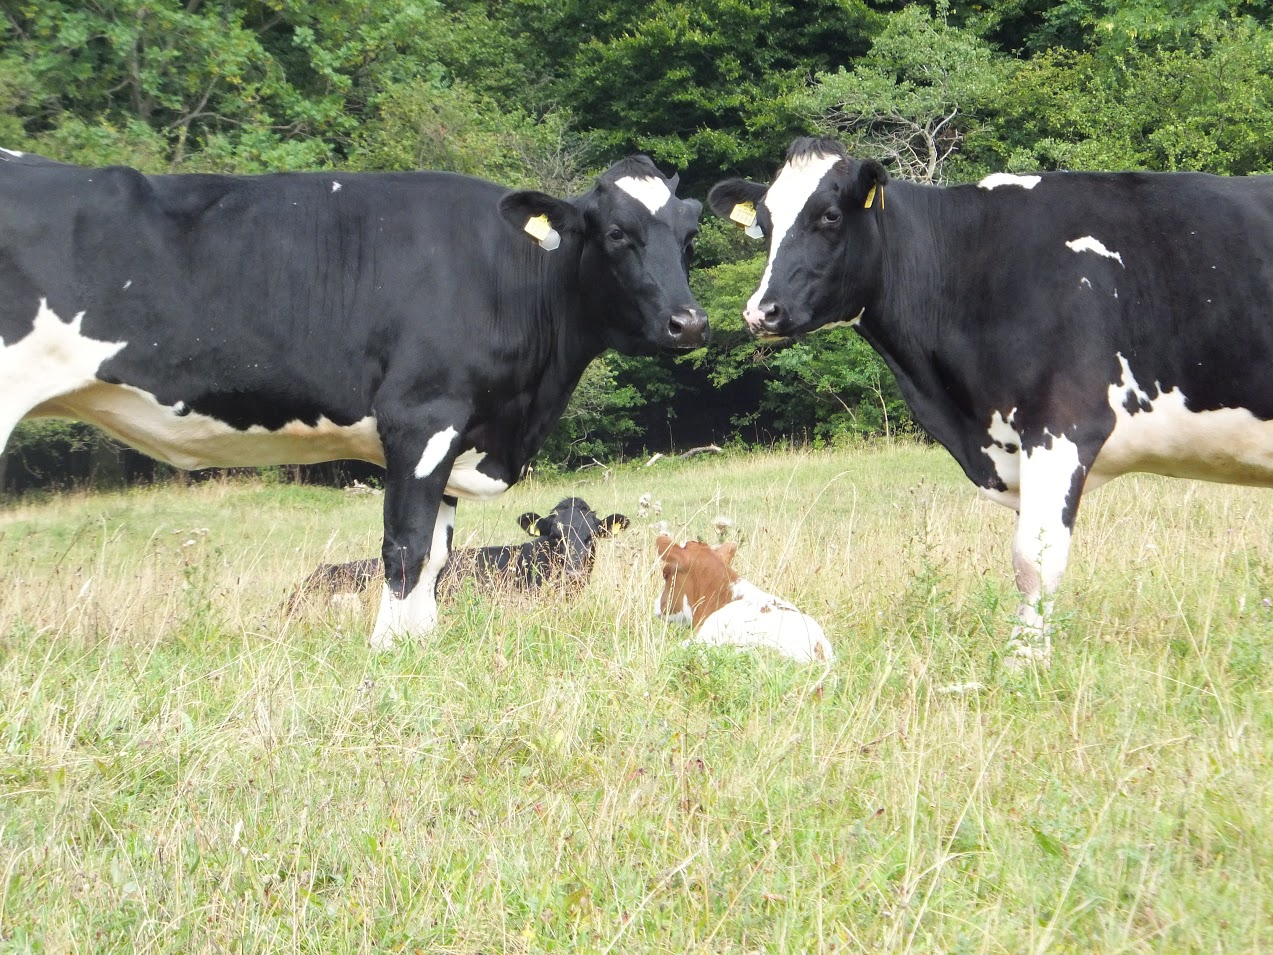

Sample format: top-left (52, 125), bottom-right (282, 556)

top-left (370, 496), bottom-right (456, 650)
top-left (1006, 438), bottom-right (1084, 666)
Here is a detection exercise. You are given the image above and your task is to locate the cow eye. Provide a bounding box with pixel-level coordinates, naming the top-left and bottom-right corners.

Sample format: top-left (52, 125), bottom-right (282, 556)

top-left (821, 209), bottom-right (842, 226)
top-left (608, 227), bottom-right (626, 242)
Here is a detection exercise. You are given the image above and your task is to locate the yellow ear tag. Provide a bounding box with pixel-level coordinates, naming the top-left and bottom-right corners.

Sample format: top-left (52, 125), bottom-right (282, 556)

top-left (729, 202), bottom-right (757, 227)
top-left (524, 214), bottom-right (560, 251)
top-left (864, 184), bottom-right (878, 209)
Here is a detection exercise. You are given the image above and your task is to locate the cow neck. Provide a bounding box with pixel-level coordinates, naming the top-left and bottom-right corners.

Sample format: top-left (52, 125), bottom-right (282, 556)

top-left (685, 554), bottom-right (740, 632)
top-left (852, 181), bottom-right (994, 476)
top-left (509, 233), bottom-right (609, 465)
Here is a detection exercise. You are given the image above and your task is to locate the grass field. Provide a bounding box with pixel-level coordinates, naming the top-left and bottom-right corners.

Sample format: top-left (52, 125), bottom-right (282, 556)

top-left (0, 443), bottom-right (1270, 953)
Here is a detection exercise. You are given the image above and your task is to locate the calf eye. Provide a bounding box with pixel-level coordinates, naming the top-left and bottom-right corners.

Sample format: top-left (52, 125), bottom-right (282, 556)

top-left (608, 227), bottom-right (626, 242)
top-left (821, 209), bottom-right (842, 226)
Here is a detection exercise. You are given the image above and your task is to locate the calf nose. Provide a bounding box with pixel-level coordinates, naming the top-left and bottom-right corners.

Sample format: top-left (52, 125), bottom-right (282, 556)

top-left (743, 300), bottom-right (781, 333)
top-left (667, 307), bottom-right (709, 346)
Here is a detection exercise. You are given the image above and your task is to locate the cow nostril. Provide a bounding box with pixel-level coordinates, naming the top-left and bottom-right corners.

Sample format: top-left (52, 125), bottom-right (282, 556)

top-left (668, 315), bottom-right (685, 336)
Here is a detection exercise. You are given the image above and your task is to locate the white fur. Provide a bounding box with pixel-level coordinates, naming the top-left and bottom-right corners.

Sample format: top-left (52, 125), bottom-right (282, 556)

top-left (980, 408), bottom-right (1022, 509)
top-left (445, 448), bottom-right (509, 500)
top-left (370, 498), bottom-right (455, 650)
top-left (1092, 353), bottom-right (1273, 488)
top-left (686, 579), bottom-right (833, 664)
top-left (0, 147), bottom-right (25, 158)
top-left (1008, 433), bottom-right (1083, 662)
top-left (978, 173), bottom-right (1041, 190)
top-left (1, 298), bottom-right (127, 451)
top-left (614, 176), bottom-right (671, 214)
top-left (747, 152), bottom-right (842, 325)
top-left (1066, 236), bottom-right (1124, 267)
top-left (415, 426), bottom-right (457, 478)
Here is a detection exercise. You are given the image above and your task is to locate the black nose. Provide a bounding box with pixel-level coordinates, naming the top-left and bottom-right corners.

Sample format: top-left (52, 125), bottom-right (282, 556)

top-left (667, 308), bottom-right (709, 346)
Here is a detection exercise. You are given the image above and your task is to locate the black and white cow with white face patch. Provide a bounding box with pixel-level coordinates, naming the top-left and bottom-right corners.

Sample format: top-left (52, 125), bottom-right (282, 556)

top-left (0, 148), bottom-right (706, 649)
top-left (710, 136), bottom-right (1273, 663)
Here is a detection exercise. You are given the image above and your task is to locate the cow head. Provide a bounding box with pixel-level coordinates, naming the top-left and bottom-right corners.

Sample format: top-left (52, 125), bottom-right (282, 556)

top-left (518, 497), bottom-right (630, 575)
top-left (500, 157), bottom-right (709, 353)
top-left (708, 138), bottom-right (887, 339)
top-left (654, 535), bottom-right (738, 627)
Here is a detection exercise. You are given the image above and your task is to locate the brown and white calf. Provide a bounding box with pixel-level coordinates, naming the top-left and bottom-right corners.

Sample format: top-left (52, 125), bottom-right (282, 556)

top-left (654, 535), bottom-right (833, 663)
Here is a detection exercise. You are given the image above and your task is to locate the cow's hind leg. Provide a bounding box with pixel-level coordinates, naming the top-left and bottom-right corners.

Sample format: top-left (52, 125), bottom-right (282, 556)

top-left (369, 409), bottom-right (466, 651)
top-left (1006, 434), bottom-right (1091, 665)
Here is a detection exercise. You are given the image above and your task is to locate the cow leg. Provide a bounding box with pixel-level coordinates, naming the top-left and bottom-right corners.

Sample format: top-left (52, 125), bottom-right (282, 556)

top-left (1006, 437), bottom-right (1089, 665)
top-left (369, 416), bottom-right (465, 651)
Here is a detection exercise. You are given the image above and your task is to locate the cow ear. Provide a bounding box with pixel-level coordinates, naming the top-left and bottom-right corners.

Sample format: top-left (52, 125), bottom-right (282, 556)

top-left (500, 191), bottom-right (585, 250)
top-left (853, 159), bottom-right (890, 211)
top-left (598, 513), bottom-right (630, 537)
top-left (655, 534), bottom-right (676, 557)
top-left (714, 541), bottom-right (738, 566)
top-left (518, 512), bottom-right (543, 535)
top-left (707, 178), bottom-right (768, 236)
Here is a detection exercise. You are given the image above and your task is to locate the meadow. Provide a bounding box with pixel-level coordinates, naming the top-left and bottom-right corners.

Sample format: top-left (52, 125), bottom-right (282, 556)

top-left (0, 443), bottom-right (1270, 953)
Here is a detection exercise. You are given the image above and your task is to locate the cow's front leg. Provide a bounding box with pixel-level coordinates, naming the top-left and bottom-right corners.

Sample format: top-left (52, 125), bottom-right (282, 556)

top-left (1006, 435), bottom-right (1089, 665)
top-left (370, 418), bottom-right (463, 651)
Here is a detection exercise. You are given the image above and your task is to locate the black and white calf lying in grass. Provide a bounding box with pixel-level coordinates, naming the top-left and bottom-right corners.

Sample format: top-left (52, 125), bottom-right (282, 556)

top-left (292, 497), bottom-right (629, 608)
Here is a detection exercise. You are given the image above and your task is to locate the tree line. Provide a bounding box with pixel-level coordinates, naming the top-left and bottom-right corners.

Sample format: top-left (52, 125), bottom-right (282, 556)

top-left (3, 0), bottom-right (1271, 489)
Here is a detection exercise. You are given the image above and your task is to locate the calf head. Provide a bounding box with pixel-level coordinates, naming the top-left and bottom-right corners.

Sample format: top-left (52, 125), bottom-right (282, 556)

top-left (500, 157), bottom-right (709, 353)
top-left (708, 137), bottom-right (887, 339)
top-left (655, 535), bottom-right (739, 630)
top-left (519, 497), bottom-right (629, 579)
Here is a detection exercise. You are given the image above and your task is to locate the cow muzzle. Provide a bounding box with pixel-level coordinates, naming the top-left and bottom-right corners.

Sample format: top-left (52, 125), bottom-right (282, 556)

top-left (743, 300), bottom-right (787, 338)
top-left (667, 308), bottom-right (709, 348)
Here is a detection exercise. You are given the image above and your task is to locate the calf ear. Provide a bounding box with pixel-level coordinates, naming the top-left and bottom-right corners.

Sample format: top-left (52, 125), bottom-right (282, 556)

top-left (853, 159), bottom-right (890, 210)
top-left (500, 191), bottom-right (585, 248)
top-left (518, 512), bottom-right (544, 536)
top-left (714, 541), bottom-right (738, 566)
top-left (598, 514), bottom-right (631, 537)
top-left (655, 534), bottom-right (676, 557)
top-left (707, 178), bottom-right (768, 234)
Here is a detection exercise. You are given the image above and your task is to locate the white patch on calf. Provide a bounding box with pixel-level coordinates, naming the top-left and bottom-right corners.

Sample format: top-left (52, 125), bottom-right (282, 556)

top-left (1092, 352), bottom-right (1273, 488)
top-left (415, 426), bottom-right (458, 478)
top-left (978, 173), bottom-right (1041, 190)
top-left (331, 181), bottom-right (342, 193)
top-left (445, 448), bottom-right (509, 500)
top-left (748, 152), bottom-right (842, 316)
top-left (1066, 236), bottom-right (1124, 267)
top-left (694, 580), bottom-right (832, 664)
top-left (0, 298), bottom-right (127, 450)
top-left (614, 176), bottom-right (671, 214)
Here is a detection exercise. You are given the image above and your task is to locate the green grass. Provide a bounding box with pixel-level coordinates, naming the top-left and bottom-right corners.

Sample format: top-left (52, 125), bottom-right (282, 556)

top-left (1, 443), bottom-right (1271, 952)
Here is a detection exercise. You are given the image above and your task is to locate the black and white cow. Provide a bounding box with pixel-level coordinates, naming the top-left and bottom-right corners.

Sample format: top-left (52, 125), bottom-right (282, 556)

top-left (292, 496), bottom-right (629, 604)
top-left (710, 137), bottom-right (1273, 662)
top-left (0, 148), bottom-right (706, 649)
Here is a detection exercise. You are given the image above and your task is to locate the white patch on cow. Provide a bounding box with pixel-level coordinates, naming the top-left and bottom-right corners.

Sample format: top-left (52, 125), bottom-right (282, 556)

top-left (445, 448), bottom-right (509, 500)
top-left (370, 497), bottom-right (456, 650)
top-left (614, 176), bottom-right (671, 215)
top-left (979, 408), bottom-right (1022, 509)
top-left (331, 181), bottom-right (342, 193)
top-left (1008, 432), bottom-right (1083, 663)
top-left (414, 426), bottom-right (458, 478)
top-left (0, 147), bottom-right (25, 158)
top-left (28, 381), bottom-right (383, 470)
top-left (748, 151), bottom-right (842, 316)
top-left (122, 280), bottom-right (132, 290)
top-left (1091, 353), bottom-right (1273, 488)
top-left (978, 173), bottom-right (1041, 191)
top-left (693, 579), bottom-right (833, 664)
top-left (0, 298), bottom-right (128, 452)
top-left (1066, 236), bottom-right (1124, 267)
top-left (1080, 277), bottom-right (1092, 289)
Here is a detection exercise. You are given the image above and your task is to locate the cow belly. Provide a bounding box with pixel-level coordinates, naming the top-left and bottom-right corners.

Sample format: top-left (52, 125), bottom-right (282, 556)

top-left (29, 382), bottom-right (385, 470)
top-left (1091, 394), bottom-right (1273, 489)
